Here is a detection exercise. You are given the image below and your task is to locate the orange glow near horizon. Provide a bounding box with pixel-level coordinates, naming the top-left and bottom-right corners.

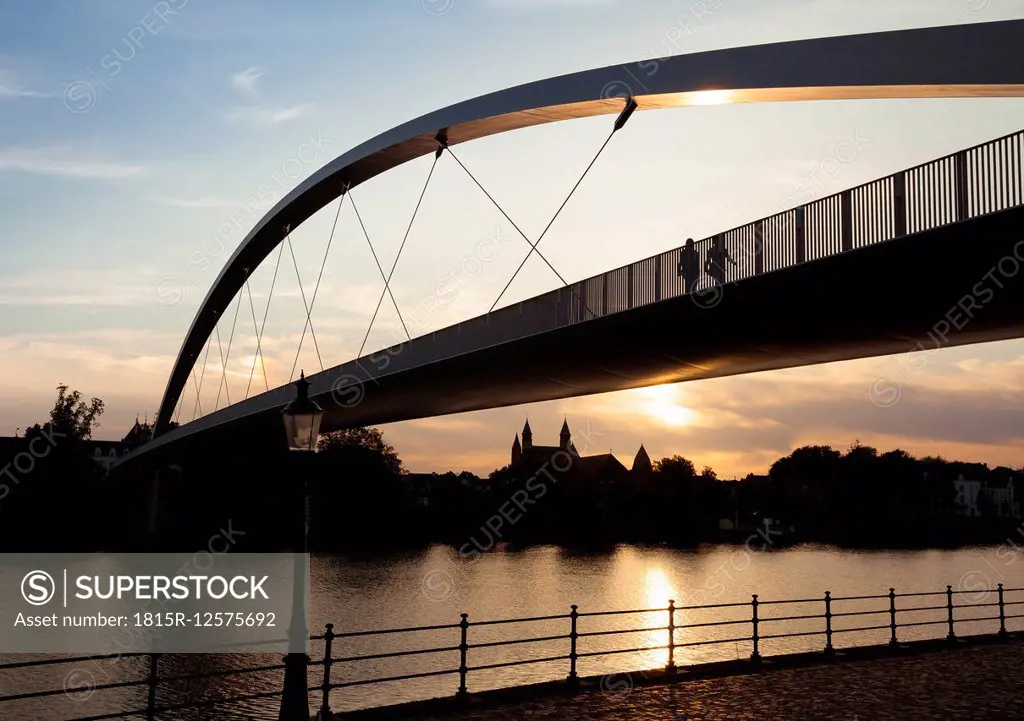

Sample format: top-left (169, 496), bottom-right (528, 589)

top-left (632, 386), bottom-right (700, 427)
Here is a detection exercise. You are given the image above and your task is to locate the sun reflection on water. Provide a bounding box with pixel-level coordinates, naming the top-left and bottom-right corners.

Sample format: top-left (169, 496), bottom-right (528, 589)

top-left (638, 566), bottom-right (677, 669)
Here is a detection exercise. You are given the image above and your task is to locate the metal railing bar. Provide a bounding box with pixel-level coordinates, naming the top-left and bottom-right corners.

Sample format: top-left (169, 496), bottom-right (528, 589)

top-left (829, 593), bottom-right (891, 602)
top-left (894, 591), bottom-right (949, 598)
top-left (756, 598), bottom-right (825, 606)
top-left (577, 626), bottom-right (669, 639)
top-left (899, 619), bottom-right (955, 628)
top-left (331, 645), bottom-right (460, 663)
top-left (759, 612), bottom-right (831, 623)
top-left (470, 634), bottom-right (566, 649)
top-left (576, 644), bottom-right (668, 659)
top-left (830, 624), bottom-right (896, 635)
top-left (676, 635), bottom-right (752, 648)
top-left (896, 605), bottom-right (951, 613)
top-left (673, 600), bottom-right (752, 611)
top-left (333, 622), bottom-right (461, 638)
top-left (467, 654), bottom-right (570, 672)
top-left (0, 652), bottom-right (149, 670)
top-left (330, 667), bottom-right (459, 689)
top-left (759, 629), bottom-right (828, 640)
top-left (471, 613), bottom-right (568, 626)
top-left (65, 710), bottom-right (147, 721)
top-left (830, 609), bottom-right (890, 619)
top-left (576, 607), bottom-right (669, 618)
top-left (676, 618), bottom-right (753, 630)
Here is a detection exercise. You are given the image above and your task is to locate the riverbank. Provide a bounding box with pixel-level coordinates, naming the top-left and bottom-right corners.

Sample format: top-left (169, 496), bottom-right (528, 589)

top-left (335, 633), bottom-right (1024, 720)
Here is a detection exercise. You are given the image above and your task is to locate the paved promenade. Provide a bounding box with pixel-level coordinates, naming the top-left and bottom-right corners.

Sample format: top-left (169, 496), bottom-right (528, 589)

top-left (382, 639), bottom-right (1024, 720)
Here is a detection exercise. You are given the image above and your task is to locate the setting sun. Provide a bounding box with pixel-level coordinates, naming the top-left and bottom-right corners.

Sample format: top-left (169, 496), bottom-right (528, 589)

top-left (633, 386), bottom-right (699, 427)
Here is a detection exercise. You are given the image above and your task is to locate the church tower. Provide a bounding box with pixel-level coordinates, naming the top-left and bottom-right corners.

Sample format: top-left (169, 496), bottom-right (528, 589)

top-left (559, 418), bottom-right (572, 451)
top-left (632, 444), bottom-right (652, 474)
top-left (511, 433), bottom-right (522, 465)
top-left (522, 419), bottom-right (533, 449)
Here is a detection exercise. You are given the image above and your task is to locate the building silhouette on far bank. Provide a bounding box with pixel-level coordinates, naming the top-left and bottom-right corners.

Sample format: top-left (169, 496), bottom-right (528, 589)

top-left (509, 419), bottom-right (652, 477)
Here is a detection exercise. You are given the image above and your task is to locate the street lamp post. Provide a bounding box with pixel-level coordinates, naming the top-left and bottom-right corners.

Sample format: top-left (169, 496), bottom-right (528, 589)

top-left (279, 372), bottom-right (324, 721)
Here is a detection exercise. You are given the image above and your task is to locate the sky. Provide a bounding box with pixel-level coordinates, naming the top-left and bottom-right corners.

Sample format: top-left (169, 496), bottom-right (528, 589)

top-left (2, 0), bottom-right (1024, 478)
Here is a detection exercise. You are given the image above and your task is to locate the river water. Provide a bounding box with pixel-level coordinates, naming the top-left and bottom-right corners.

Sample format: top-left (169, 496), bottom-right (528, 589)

top-left (5, 543), bottom-right (1024, 720)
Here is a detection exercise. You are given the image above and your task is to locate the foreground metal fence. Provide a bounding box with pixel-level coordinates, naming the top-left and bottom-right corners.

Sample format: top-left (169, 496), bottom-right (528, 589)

top-left (2, 582), bottom-right (1022, 719)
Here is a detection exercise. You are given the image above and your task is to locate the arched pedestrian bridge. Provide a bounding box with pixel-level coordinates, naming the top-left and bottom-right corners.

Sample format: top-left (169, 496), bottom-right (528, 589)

top-left (127, 19), bottom-right (1024, 465)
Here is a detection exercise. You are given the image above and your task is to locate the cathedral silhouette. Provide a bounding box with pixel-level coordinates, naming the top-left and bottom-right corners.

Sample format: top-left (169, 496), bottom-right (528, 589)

top-left (510, 419), bottom-right (652, 476)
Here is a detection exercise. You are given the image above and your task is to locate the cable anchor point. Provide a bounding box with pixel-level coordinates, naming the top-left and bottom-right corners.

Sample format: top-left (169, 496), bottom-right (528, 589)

top-left (614, 97), bottom-right (638, 133)
top-left (435, 129), bottom-right (449, 159)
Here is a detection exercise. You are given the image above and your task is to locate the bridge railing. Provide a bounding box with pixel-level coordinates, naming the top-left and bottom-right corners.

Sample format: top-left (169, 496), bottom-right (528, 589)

top-left (3, 582), bottom-right (1022, 719)
top-left (409, 129), bottom-right (1023, 363)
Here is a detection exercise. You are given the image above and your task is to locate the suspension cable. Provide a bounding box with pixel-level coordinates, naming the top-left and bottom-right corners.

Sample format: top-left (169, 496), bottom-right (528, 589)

top-left (191, 335), bottom-right (212, 421)
top-left (287, 232), bottom-right (325, 380)
top-left (190, 368), bottom-right (202, 421)
top-left (443, 146), bottom-right (571, 290)
top-left (349, 190), bottom-right (410, 341)
top-left (243, 280), bottom-right (268, 397)
top-left (246, 242), bottom-right (286, 399)
top-left (215, 292), bottom-right (242, 411)
top-left (290, 191), bottom-right (346, 384)
top-left (359, 154), bottom-right (439, 357)
top-left (441, 144), bottom-right (594, 320)
top-left (489, 128), bottom-right (616, 311)
top-left (173, 384), bottom-right (185, 425)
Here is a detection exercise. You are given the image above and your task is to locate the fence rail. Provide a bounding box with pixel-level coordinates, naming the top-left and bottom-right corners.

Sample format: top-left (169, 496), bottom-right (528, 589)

top-left (2, 582), bottom-right (1023, 720)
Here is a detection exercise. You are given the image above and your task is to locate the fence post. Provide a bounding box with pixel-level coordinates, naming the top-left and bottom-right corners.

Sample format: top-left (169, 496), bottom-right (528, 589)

top-left (146, 653), bottom-right (160, 721)
top-left (457, 613), bottom-right (470, 697)
top-left (888, 588), bottom-right (898, 647)
top-left (946, 585), bottom-right (956, 641)
top-left (666, 600), bottom-right (676, 674)
top-left (750, 594), bottom-right (761, 664)
top-left (567, 605), bottom-right (579, 685)
top-left (823, 591), bottom-right (834, 657)
top-left (319, 624), bottom-right (335, 719)
top-left (998, 583), bottom-right (1007, 637)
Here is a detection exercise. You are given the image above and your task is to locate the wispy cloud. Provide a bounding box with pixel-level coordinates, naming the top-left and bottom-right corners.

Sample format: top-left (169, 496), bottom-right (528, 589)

top-left (146, 194), bottom-right (238, 209)
top-left (0, 70), bottom-right (53, 99)
top-left (0, 147), bottom-right (147, 180)
top-left (223, 103), bottom-right (314, 126)
top-left (0, 268), bottom-right (166, 307)
top-left (231, 66), bottom-right (264, 93)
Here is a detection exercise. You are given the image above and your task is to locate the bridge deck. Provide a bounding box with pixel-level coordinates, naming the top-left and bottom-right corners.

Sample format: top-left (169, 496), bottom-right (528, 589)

top-left (129, 128), bottom-right (1024, 464)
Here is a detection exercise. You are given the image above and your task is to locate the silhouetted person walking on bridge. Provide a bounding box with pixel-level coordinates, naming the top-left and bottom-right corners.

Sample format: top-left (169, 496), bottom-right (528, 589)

top-left (704, 237), bottom-right (736, 286)
top-left (678, 238), bottom-right (700, 292)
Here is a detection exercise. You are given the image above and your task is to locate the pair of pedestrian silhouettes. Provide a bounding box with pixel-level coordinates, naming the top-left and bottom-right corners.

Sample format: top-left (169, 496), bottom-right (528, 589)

top-left (678, 237), bottom-right (736, 290)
